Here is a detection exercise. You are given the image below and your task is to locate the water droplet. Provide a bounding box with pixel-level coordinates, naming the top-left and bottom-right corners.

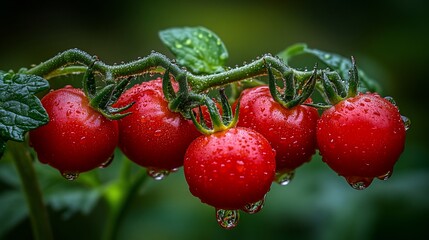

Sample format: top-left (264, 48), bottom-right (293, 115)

top-left (377, 170), bottom-right (392, 180)
top-left (275, 169), bottom-right (295, 186)
top-left (345, 176), bottom-right (373, 190)
top-left (99, 154), bottom-right (114, 168)
top-left (324, 54), bottom-right (331, 59)
top-left (154, 129), bottom-right (162, 137)
top-left (242, 197), bottom-right (265, 214)
top-left (147, 167), bottom-right (170, 180)
top-left (61, 172), bottom-right (79, 181)
top-left (215, 209), bottom-right (239, 229)
top-left (401, 115), bottom-right (411, 131)
top-left (384, 96), bottom-right (396, 106)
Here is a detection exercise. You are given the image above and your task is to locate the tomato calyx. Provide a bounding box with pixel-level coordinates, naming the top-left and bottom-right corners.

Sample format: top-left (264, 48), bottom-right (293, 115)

top-left (190, 89), bottom-right (239, 134)
top-left (265, 59), bottom-right (317, 109)
top-left (82, 61), bottom-right (134, 120)
top-left (160, 67), bottom-right (238, 134)
top-left (319, 56), bottom-right (359, 105)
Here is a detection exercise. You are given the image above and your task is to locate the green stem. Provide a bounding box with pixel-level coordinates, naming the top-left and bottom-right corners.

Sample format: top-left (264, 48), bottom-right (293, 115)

top-left (25, 49), bottom-right (294, 93)
top-left (8, 141), bottom-right (53, 240)
top-left (102, 160), bottom-right (148, 240)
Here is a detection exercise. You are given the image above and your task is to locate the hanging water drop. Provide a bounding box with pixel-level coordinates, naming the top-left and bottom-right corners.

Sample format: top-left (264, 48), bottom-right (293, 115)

top-left (401, 115), bottom-right (411, 131)
top-left (242, 198), bottom-right (265, 214)
top-left (345, 176), bottom-right (373, 190)
top-left (384, 96), bottom-right (396, 106)
top-left (147, 167), bottom-right (170, 180)
top-left (61, 172), bottom-right (79, 181)
top-left (275, 169), bottom-right (295, 186)
top-left (99, 154), bottom-right (114, 168)
top-left (215, 209), bottom-right (239, 229)
top-left (377, 170), bottom-right (393, 180)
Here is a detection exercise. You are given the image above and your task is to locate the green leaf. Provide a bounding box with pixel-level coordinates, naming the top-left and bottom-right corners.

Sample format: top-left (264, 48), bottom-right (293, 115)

top-left (277, 44), bottom-right (381, 93)
top-left (0, 72), bottom-right (49, 142)
top-left (159, 26), bottom-right (229, 74)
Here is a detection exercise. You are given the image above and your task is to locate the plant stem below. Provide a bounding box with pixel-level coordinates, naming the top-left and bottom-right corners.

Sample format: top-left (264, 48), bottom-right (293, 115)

top-left (8, 141), bottom-right (54, 240)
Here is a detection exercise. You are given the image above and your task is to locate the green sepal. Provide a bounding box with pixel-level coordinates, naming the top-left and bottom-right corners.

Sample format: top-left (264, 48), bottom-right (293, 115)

top-left (346, 57), bottom-right (359, 98)
top-left (89, 84), bottom-right (116, 109)
top-left (197, 106), bottom-right (208, 129)
top-left (106, 77), bottom-right (132, 107)
top-left (285, 66), bottom-right (317, 108)
top-left (326, 72), bottom-right (347, 98)
top-left (162, 67), bottom-right (176, 102)
top-left (321, 71), bottom-right (343, 105)
top-left (188, 93), bottom-right (238, 135)
top-left (219, 88), bottom-right (232, 124)
top-left (266, 61), bottom-right (317, 109)
top-left (283, 72), bottom-right (295, 102)
top-left (266, 61), bottom-right (288, 107)
top-left (105, 103), bottom-right (134, 115)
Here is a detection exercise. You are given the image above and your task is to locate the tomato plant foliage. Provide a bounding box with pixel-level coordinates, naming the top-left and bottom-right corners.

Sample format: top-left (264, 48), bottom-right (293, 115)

top-left (0, 71), bottom-right (49, 157)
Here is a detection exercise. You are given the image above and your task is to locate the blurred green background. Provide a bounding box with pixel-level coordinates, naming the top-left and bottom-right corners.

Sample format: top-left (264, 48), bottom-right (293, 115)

top-left (1, 0), bottom-right (428, 239)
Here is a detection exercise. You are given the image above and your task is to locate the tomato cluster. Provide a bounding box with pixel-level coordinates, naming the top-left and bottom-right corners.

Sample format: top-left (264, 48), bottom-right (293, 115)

top-left (29, 76), bottom-right (407, 228)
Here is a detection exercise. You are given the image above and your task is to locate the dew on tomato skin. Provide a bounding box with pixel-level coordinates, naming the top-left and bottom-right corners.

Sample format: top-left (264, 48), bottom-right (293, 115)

top-left (215, 208), bottom-right (240, 229)
top-left (274, 169), bottom-right (295, 186)
top-left (401, 115), bottom-right (411, 131)
top-left (384, 96), bottom-right (397, 106)
top-left (345, 176), bottom-right (373, 190)
top-left (147, 167), bottom-right (170, 180)
top-left (61, 172), bottom-right (79, 181)
top-left (242, 197), bottom-right (265, 214)
top-left (154, 129), bottom-right (162, 137)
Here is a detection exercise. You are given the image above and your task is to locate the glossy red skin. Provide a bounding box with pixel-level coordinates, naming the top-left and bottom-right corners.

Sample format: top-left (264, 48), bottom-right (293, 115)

top-left (115, 79), bottom-right (200, 170)
top-left (29, 87), bottom-right (118, 173)
top-left (236, 86), bottom-right (319, 172)
top-left (317, 93), bottom-right (406, 178)
top-left (184, 127), bottom-right (276, 210)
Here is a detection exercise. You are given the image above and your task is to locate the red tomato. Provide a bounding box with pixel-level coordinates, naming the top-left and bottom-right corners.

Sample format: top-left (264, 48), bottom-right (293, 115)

top-left (236, 86), bottom-right (319, 172)
top-left (317, 92), bottom-right (406, 189)
top-left (115, 79), bottom-right (200, 172)
top-left (29, 86), bottom-right (118, 177)
top-left (184, 127), bottom-right (276, 210)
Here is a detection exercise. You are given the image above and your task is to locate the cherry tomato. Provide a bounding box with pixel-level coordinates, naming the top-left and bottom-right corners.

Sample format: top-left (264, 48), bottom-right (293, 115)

top-left (115, 79), bottom-right (201, 172)
top-left (184, 127), bottom-right (276, 210)
top-left (317, 92), bottom-right (406, 189)
top-left (236, 86), bottom-right (319, 172)
top-left (29, 86), bottom-right (118, 176)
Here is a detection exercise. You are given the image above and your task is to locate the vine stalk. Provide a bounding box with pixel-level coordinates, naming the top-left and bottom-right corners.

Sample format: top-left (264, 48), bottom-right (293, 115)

top-left (25, 49), bottom-right (322, 94)
top-left (8, 141), bottom-right (54, 240)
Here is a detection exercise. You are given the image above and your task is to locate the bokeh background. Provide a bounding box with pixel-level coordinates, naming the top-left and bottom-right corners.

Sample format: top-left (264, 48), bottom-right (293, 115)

top-left (1, 0), bottom-right (428, 239)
